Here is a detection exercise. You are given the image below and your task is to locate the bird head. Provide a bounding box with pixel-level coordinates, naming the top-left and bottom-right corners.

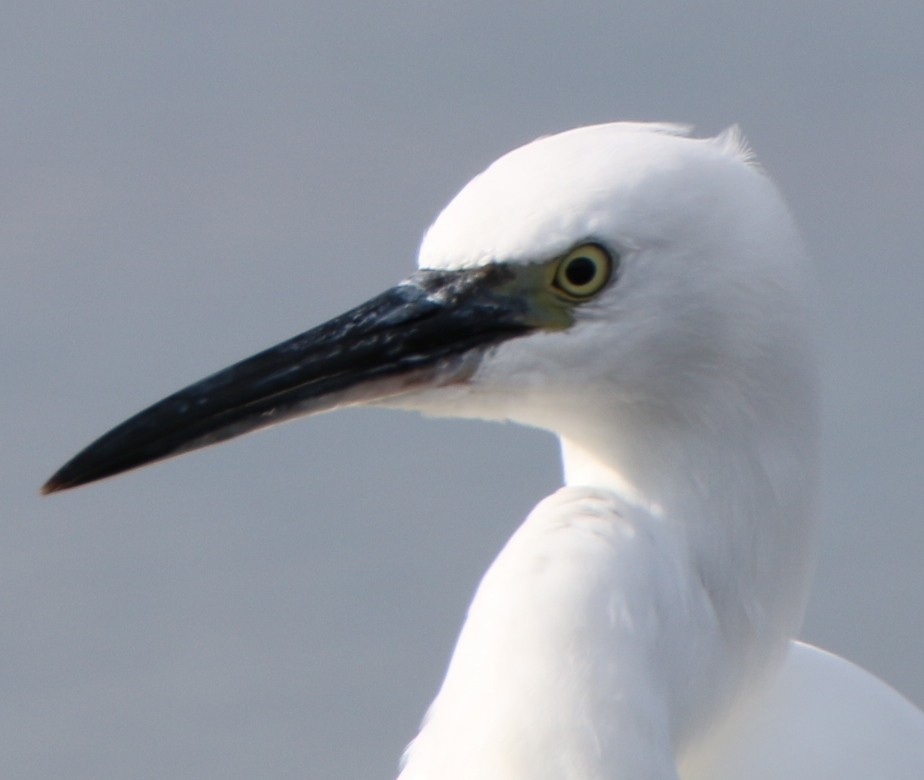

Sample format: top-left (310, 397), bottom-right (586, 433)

top-left (43, 123), bottom-right (815, 494)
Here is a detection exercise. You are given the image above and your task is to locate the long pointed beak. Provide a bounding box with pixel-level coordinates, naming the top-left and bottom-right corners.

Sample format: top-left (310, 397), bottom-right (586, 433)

top-left (43, 265), bottom-right (545, 493)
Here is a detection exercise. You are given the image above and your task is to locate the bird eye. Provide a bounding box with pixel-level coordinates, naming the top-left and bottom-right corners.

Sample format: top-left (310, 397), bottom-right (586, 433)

top-left (552, 244), bottom-right (614, 299)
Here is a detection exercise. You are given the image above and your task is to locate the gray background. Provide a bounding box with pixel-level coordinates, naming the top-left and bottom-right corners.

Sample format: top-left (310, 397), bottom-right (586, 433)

top-left (3, 2), bottom-right (922, 778)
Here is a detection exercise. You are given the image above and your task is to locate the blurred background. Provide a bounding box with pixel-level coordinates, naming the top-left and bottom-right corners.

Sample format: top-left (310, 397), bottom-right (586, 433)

top-left (3, 2), bottom-right (922, 778)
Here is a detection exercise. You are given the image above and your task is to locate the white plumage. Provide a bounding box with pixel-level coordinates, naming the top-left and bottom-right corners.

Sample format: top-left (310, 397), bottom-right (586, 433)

top-left (46, 122), bottom-right (924, 778)
top-left (392, 123), bottom-right (924, 778)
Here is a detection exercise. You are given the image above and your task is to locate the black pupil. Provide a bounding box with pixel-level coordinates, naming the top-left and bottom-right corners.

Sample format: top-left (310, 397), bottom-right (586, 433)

top-left (564, 256), bottom-right (597, 287)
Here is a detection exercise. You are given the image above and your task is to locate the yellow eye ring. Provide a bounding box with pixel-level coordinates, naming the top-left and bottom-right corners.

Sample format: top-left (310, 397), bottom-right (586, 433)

top-left (552, 244), bottom-right (614, 299)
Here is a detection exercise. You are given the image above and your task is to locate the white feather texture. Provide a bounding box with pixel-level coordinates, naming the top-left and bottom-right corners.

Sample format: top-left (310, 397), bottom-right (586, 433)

top-left (392, 123), bottom-right (924, 778)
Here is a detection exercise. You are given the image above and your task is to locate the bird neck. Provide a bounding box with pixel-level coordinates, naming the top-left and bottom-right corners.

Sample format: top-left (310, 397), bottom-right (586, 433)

top-left (401, 349), bottom-right (818, 778)
top-left (558, 396), bottom-right (819, 686)
top-left (400, 418), bottom-right (817, 780)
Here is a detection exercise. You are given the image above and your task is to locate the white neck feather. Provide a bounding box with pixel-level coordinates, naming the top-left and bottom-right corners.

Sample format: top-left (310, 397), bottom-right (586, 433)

top-left (400, 372), bottom-right (817, 779)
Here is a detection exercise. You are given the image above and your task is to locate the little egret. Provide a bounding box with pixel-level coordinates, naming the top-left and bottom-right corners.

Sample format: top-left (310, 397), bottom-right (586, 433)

top-left (45, 123), bottom-right (924, 778)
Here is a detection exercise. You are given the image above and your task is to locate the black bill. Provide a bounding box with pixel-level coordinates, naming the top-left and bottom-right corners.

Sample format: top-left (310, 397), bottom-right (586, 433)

top-left (42, 265), bottom-right (542, 493)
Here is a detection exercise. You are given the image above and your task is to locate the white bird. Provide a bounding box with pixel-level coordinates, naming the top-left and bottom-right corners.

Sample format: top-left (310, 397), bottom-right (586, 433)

top-left (45, 122), bottom-right (924, 778)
